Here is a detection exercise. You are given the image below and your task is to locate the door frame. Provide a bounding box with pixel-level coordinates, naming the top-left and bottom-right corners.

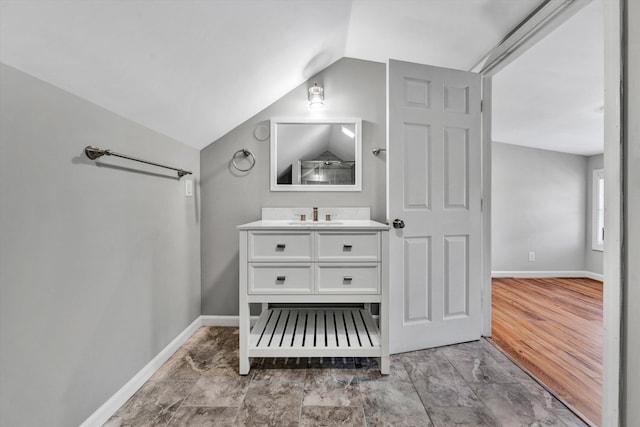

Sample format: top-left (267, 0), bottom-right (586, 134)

top-left (471, 0), bottom-right (623, 425)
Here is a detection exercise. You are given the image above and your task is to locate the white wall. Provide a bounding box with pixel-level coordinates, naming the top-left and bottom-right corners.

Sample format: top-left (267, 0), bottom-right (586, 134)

top-left (200, 58), bottom-right (386, 315)
top-left (585, 154), bottom-right (604, 275)
top-left (0, 64), bottom-right (201, 427)
top-left (492, 142), bottom-right (588, 273)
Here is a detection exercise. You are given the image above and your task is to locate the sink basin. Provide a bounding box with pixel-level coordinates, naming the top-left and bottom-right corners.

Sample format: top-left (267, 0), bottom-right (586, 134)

top-left (287, 221), bottom-right (343, 226)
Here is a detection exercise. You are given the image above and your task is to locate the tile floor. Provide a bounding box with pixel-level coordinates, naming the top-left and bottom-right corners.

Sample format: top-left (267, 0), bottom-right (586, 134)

top-left (105, 326), bottom-right (587, 426)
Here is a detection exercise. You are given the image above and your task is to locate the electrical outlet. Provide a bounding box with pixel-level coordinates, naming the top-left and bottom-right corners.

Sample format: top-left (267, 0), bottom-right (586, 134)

top-left (528, 252), bottom-right (535, 262)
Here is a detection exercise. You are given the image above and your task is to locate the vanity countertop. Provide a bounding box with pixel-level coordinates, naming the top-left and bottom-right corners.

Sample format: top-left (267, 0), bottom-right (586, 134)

top-left (237, 219), bottom-right (389, 230)
top-left (238, 207), bottom-right (389, 230)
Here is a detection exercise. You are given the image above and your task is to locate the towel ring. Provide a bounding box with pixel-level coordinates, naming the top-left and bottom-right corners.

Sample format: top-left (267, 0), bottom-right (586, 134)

top-left (232, 148), bottom-right (256, 172)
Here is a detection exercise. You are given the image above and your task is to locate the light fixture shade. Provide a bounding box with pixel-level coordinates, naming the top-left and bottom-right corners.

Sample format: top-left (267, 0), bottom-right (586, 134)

top-left (308, 82), bottom-right (324, 110)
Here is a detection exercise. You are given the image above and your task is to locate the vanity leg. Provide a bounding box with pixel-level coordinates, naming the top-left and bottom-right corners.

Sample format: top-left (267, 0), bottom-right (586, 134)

top-left (239, 301), bottom-right (250, 375)
top-left (380, 356), bottom-right (390, 375)
top-left (239, 230), bottom-right (250, 375)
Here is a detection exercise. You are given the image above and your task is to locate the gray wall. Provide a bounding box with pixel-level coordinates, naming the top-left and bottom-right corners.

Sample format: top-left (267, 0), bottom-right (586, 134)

top-left (0, 64), bottom-right (201, 427)
top-left (492, 142), bottom-right (587, 272)
top-left (585, 154), bottom-right (604, 275)
top-left (623, 1), bottom-right (640, 422)
top-left (200, 58), bottom-right (386, 315)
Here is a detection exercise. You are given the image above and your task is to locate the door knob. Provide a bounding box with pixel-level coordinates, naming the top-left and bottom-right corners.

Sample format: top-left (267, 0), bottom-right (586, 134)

top-left (393, 219), bottom-right (405, 229)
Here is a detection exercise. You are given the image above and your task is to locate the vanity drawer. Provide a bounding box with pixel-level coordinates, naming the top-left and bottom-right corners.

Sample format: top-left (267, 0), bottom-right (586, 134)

top-left (249, 264), bottom-right (313, 294)
top-left (317, 263), bottom-right (380, 294)
top-left (249, 231), bottom-right (312, 262)
top-left (317, 232), bottom-right (380, 262)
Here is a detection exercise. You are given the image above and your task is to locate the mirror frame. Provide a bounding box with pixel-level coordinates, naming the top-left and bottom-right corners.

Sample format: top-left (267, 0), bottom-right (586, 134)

top-left (270, 117), bottom-right (362, 192)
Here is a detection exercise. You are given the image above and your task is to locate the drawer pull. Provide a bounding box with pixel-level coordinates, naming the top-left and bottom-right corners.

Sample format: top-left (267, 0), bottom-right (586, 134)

top-left (343, 276), bottom-right (353, 283)
top-left (343, 243), bottom-right (353, 249)
top-left (275, 243), bottom-right (286, 250)
top-left (276, 276), bottom-right (286, 283)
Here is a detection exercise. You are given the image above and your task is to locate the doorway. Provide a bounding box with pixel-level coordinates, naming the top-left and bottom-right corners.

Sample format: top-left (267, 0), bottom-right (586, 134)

top-left (384, 0), bottom-right (622, 424)
top-left (488, 141), bottom-right (605, 425)
top-left (483, 1), bottom-right (607, 425)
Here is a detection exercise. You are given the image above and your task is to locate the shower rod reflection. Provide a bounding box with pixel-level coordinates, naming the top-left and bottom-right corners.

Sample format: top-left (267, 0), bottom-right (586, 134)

top-left (84, 146), bottom-right (193, 178)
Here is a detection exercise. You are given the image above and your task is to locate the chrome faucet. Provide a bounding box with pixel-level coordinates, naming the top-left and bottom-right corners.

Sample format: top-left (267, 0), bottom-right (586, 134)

top-left (313, 207), bottom-right (318, 222)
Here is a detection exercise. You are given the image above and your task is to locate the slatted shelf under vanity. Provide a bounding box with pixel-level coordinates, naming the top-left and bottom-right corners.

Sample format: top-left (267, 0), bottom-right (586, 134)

top-left (249, 308), bottom-right (381, 358)
top-left (238, 208), bottom-right (390, 374)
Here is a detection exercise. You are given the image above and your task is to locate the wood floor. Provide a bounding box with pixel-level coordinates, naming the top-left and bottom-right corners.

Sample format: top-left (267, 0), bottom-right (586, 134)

top-left (489, 277), bottom-right (603, 426)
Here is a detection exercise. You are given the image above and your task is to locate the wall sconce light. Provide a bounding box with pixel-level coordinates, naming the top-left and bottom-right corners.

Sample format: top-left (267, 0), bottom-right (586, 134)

top-left (308, 82), bottom-right (324, 110)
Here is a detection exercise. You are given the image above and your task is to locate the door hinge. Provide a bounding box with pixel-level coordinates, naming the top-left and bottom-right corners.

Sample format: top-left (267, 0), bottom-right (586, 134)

top-left (480, 100), bottom-right (483, 112)
top-left (481, 198), bottom-right (483, 211)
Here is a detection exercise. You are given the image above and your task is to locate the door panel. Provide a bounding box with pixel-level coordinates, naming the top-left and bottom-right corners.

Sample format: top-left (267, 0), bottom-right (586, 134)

top-left (444, 127), bottom-right (469, 209)
top-left (404, 237), bottom-right (431, 323)
top-left (444, 235), bottom-right (468, 318)
top-left (389, 59), bottom-right (482, 354)
top-left (404, 124), bottom-right (431, 209)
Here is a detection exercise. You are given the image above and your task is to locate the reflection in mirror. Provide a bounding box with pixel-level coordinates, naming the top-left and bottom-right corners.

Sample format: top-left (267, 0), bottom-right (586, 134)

top-left (270, 118), bottom-right (362, 192)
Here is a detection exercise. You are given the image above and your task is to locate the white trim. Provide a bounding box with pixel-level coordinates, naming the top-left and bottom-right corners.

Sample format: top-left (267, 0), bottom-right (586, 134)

top-left (481, 76), bottom-right (493, 337)
top-left (80, 316), bottom-right (202, 427)
top-left (201, 315), bottom-right (240, 326)
top-left (201, 315), bottom-right (260, 327)
top-left (471, 0), bottom-right (591, 76)
top-left (492, 271), bottom-right (603, 282)
top-left (585, 271), bottom-right (604, 282)
top-left (603, 0), bottom-right (623, 424)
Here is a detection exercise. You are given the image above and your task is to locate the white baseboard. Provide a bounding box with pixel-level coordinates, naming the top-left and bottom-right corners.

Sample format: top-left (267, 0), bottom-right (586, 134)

top-left (584, 271), bottom-right (604, 281)
top-left (200, 315), bottom-right (240, 326)
top-left (492, 270), bottom-right (603, 282)
top-left (80, 316), bottom-right (202, 427)
top-left (200, 315), bottom-right (259, 326)
top-left (81, 314), bottom-right (262, 426)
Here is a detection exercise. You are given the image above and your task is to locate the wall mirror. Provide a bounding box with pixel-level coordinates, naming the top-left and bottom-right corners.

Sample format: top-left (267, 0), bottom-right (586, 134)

top-left (270, 117), bottom-right (362, 191)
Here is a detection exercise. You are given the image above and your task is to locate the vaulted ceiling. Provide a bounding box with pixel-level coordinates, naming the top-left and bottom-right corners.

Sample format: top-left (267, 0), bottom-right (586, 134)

top-left (0, 0), bottom-right (602, 155)
top-left (492, 0), bottom-right (603, 156)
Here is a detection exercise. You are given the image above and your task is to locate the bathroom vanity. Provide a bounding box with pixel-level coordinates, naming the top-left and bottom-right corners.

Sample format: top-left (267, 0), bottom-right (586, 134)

top-left (237, 207), bottom-right (389, 375)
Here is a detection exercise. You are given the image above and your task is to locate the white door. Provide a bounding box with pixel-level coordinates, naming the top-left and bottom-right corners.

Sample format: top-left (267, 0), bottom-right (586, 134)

top-left (388, 59), bottom-right (482, 354)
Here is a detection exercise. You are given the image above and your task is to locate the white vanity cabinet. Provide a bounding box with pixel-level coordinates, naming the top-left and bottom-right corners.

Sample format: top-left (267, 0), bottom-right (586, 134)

top-left (237, 209), bottom-right (389, 375)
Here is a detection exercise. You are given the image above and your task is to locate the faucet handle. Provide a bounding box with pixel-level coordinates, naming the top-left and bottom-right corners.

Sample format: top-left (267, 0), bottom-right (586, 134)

top-left (325, 214), bottom-right (331, 221)
top-left (299, 214), bottom-right (306, 221)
